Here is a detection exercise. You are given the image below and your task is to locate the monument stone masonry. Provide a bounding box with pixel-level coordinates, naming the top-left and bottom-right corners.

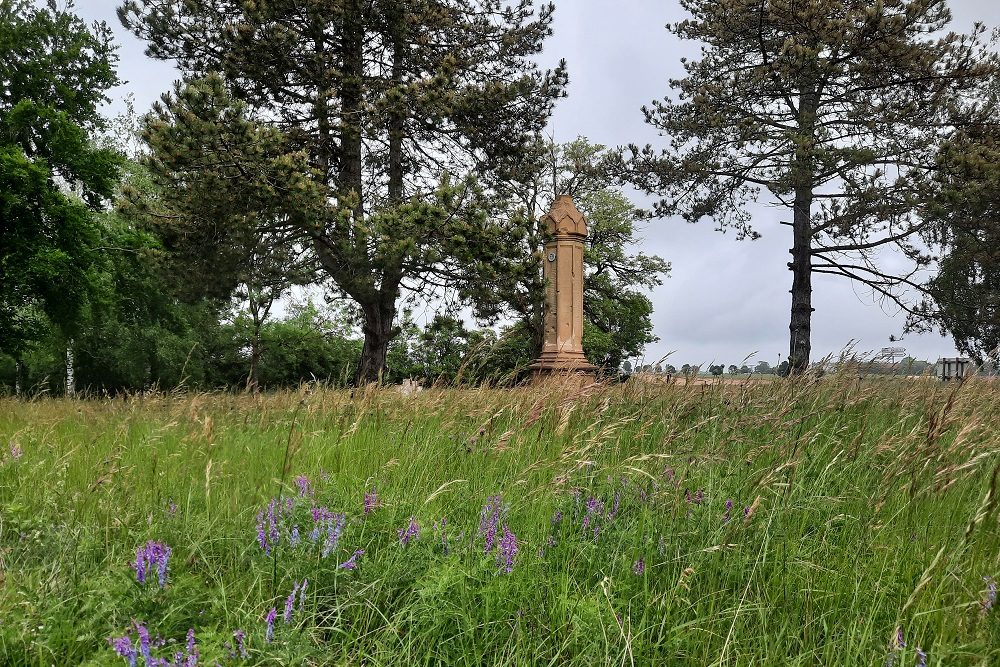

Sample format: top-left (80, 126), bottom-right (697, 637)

top-left (530, 195), bottom-right (598, 382)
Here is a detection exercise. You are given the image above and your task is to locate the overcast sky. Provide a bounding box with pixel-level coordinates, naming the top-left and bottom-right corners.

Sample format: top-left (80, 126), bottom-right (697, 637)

top-left (72, 0), bottom-right (1000, 368)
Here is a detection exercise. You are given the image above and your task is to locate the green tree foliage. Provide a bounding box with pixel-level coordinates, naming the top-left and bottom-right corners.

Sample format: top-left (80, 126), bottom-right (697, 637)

top-left (628, 0), bottom-right (999, 373)
top-left (918, 113), bottom-right (1000, 363)
top-left (474, 139), bottom-right (670, 373)
top-left (119, 1), bottom-right (567, 384)
top-left (709, 364), bottom-right (724, 376)
top-left (0, 0), bottom-right (121, 361)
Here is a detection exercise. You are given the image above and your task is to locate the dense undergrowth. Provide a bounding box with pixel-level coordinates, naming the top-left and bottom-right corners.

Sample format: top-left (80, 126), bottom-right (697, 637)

top-left (1, 375), bottom-right (998, 665)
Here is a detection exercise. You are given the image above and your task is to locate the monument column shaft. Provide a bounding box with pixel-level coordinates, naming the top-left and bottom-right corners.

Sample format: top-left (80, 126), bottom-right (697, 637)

top-left (531, 195), bottom-right (597, 379)
top-left (542, 237), bottom-right (585, 355)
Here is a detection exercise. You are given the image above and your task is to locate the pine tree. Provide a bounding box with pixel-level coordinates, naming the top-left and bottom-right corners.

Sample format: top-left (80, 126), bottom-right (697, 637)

top-left (119, 0), bottom-right (567, 383)
top-left (628, 0), bottom-right (999, 373)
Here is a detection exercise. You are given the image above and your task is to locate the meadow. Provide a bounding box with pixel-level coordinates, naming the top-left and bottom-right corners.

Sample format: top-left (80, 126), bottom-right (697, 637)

top-left (0, 376), bottom-right (998, 666)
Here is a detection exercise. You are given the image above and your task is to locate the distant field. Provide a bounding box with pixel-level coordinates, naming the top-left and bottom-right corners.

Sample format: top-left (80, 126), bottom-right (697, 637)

top-left (1, 377), bottom-right (998, 665)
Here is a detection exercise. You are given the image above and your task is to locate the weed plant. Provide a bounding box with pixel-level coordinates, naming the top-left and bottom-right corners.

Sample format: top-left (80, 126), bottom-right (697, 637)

top-left (0, 374), bottom-right (998, 665)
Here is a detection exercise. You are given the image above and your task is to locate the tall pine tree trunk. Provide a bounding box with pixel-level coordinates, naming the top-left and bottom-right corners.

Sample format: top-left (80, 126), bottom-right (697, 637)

top-left (355, 293), bottom-right (398, 384)
top-left (788, 88), bottom-right (818, 375)
top-left (789, 187), bottom-right (813, 374)
top-left (14, 358), bottom-right (23, 396)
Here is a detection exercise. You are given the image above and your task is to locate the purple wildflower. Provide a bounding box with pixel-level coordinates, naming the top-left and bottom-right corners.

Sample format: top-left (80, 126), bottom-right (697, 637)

top-left (135, 623), bottom-right (153, 665)
top-left (695, 489), bottom-right (705, 504)
top-left (582, 497), bottom-right (604, 538)
top-left (183, 628), bottom-right (198, 667)
top-left (663, 465), bottom-right (675, 482)
top-left (607, 490), bottom-right (622, 520)
top-left (398, 516), bottom-right (420, 546)
top-left (133, 541), bottom-right (171, 587)
top-left (265, 607), bottom-right (277, 643)
top-left (233, 629), bottom-right (247, 658)
top-left (479, 495), bottom-right (504, 552)
top-left (983, 576), bottom-right (997, 615)
top-left (321, 512), bottom-right (346, 558)
top-left (290, 525), bottom-right (300, 548)
top-left (283, 583), bottom-right (299, 623)
top-left (723, 499), bottom-right (734, 523)
top-left (267, 499), bottom-right (280, 547)
top-left (364, 488), bottom-right (378, 515)
top-left (916, 647), bottom-right (927, 667)
top-left (8, 442), bottom-right (22, 460)
top-left (498, 525), bottom-right (518, 573)
top-left (109, 634), bottom-right (137, 667)
top-left (298, 579), bottom-right (308, 610)
top-left (294, 475), bottom-right (311, 498)
top-left (438, 517), bottom-right (448, 556)
top-left (255, 511), bottom-right (269, 554)
top-left (743, 505), bottom-right (752, 518)
top-left (552, 510), bottom-right (563, 525)
top-left (166, 499), bottom-right (178, 517)
top-left (339, 549), bottom-right (365, 570)
top-left (633, 558), bottom-right (645, 576)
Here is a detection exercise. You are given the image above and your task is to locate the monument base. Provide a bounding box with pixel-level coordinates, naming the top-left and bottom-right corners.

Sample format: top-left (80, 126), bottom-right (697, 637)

top-left (529, 352), bottom-right (599, 385)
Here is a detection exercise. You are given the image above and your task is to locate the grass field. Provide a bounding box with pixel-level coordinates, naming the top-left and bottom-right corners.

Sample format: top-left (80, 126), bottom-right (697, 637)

top-left (1, 376), bottom-right (998, 666)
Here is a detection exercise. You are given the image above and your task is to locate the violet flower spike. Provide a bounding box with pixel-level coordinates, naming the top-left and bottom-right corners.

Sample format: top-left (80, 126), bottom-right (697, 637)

top-left (255, 510), bottom-right (269, 554)
top-left (109, 634), bottom-right (137, 667)
top-left (183, 628), bottom-right (198, 667)
top-left (283, 583), bottom-right (299, 623)
top-left (294, 475), bottom-right (311, 498)
top-left (364, 488), bottom-right (378, 515)
top-left (438, 516), bottom-right (449, 554)
top-left (134, 623), bottom-right (153, 665)
top-left (723, 499), bottom-right (733, 523)
top-left (298, 579), bottom-right (308, 610)
top-left (983, 576), bottom-right (997, 615)
top-left (339, 549), bottom-right (365, 570)
top-left (498, 524), bottom-right (518, 573)
top-left (398, 517), bottom-right (420, 546)
top-left (916, 647), bottom-right (927, 667)
top-left (133, 541), bottom-right (171, 587)
top-left (265, 608), bottom-right (277, 643)
top-left (8, 442), bottom-right (22, 460)
top-left (607, 490), bottom-right (621, 520)
top-left (633, 558), bottom-right (645, 576)
top-left (233, 629), bottom-right (247, 658)
top-left (478, 495), bottom-right (504, 552)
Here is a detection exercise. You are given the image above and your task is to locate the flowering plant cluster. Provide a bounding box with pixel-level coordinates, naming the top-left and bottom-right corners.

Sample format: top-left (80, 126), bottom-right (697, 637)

top-left (110, 624), bottom-right (198, 667)
top-left (254, 491), bottom-right (347, 559)
top-left (133, 541), bottom-right (171, 587)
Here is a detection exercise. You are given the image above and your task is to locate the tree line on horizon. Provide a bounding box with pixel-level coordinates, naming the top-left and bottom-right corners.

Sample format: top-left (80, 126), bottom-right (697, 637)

top-left (2, 0), bottom-right (1000, 394)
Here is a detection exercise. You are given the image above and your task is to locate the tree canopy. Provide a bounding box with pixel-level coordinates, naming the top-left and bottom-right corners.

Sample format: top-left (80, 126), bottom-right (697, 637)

top-left (0, 0), bottom-right (121, 358)
top-left (628, 0), bottom-right (999, 373)
top-left (120, 0), bottom-right (568, 384)
top-left (918, 102), bottom-right (1000, 363)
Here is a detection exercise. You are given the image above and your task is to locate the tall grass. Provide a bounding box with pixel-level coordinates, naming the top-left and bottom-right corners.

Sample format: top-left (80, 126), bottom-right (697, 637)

top-left (0, 374), bottom-right (998, 665)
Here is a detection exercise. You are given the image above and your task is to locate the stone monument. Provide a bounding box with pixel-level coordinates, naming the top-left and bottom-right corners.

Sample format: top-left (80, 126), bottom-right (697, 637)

top-left (530, 195), bottom-right (598, 382)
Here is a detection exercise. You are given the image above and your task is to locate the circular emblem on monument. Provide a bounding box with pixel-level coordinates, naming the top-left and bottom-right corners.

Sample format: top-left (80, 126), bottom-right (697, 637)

top-left (547, 252), bottom-right (556, 262)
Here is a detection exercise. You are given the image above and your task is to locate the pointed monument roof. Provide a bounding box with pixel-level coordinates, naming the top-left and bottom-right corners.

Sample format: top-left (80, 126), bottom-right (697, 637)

top-left (542, 195), bottom-right (588, 237)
